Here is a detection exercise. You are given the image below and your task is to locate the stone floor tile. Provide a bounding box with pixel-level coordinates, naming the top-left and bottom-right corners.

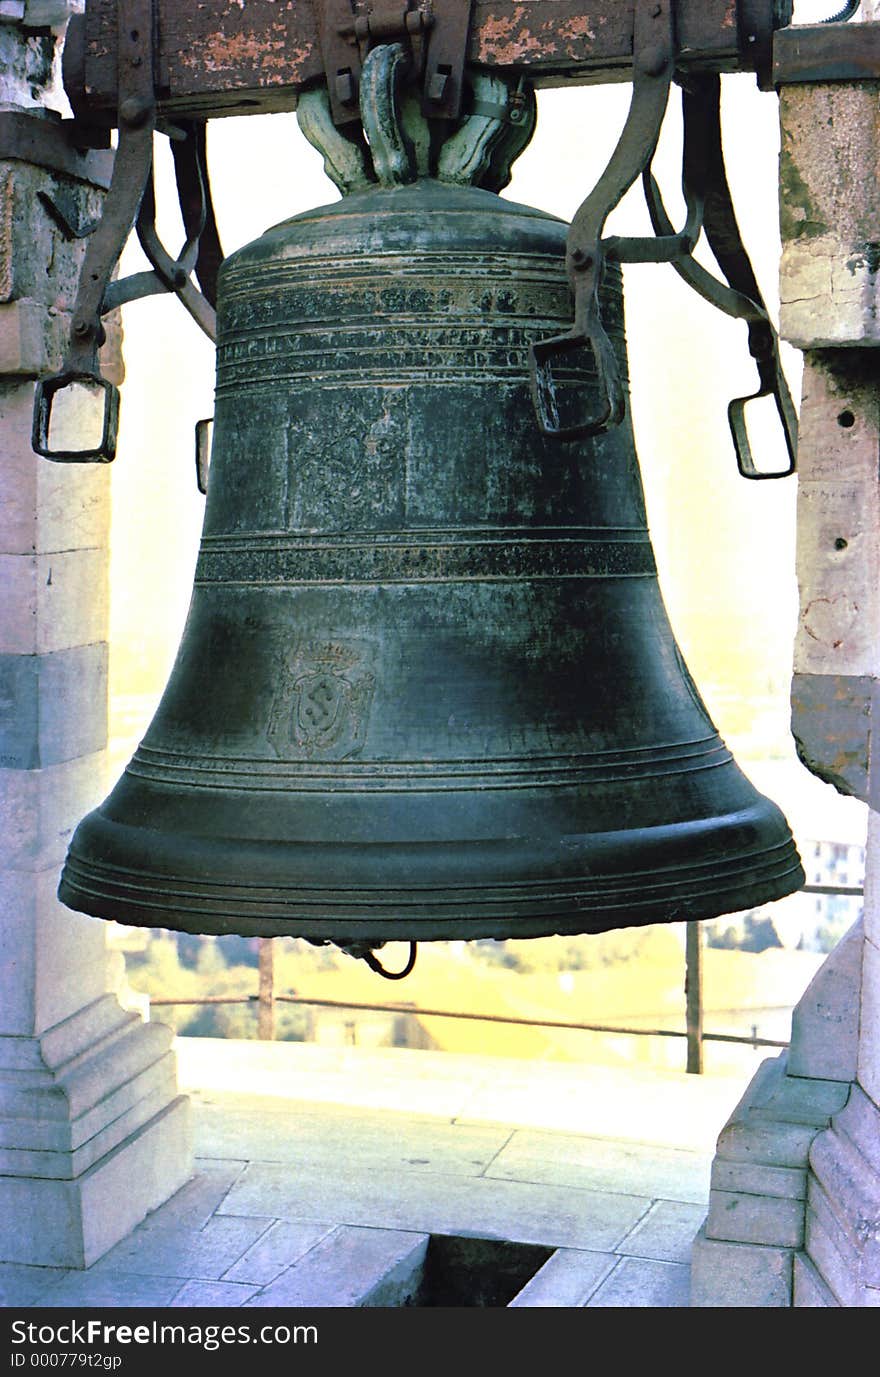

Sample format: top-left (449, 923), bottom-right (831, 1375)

top-left (219, 1163), bottom-right (652, 1252)
top-left (90, 1215), bottom-right (273, 1281)
top-left (244, 1227), bottom-right (428, 1308)
top-left (180, 1042), bottom-right (473, 1120)
top-left (29, 1272), bottom-right (184, 1309)
top-left (586, 1257), bottom-right (691, 1308)
top-left (98, 1159), bottom-right (247, 1241)
top-left (170, 1280), bottom-right (261, 1307)
top-left (487, 1129), bottom-right (711, 1204)
top-left (0, 1263), bottom-right (70, 1306)
top-left (195, 1101), bottom-right (511, 1176)
top-left (508, 1249), bottom-right (616, 1307)
top-left (456, 1064), bottom-right (747, 1151)
top-left (223, 1220), bottom-right (336, 1285)
top-left (616, 1200), bottom-right (707, 1263)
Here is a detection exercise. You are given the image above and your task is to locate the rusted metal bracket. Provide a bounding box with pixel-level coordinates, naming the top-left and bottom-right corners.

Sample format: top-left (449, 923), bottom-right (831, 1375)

top-left (33, 0), bottom-right (157, 463)
top-left (0, 109), bottom-right (113, 188)
top-left (530, 7), bottom-right (796, 477)
top-left (738, 0), bottom-right (777, 92)
top-left (773, 21), bottom-right (880, 85)
top-left (315, 0), bottom-right (363, 126)
top-left (531, 0), bottom-right (679, 440)
top-left (33, 1), bottom-right (222, 464)
top-left (644, 75), bottom-right (797, 478)
top-left (316, 0), bottom-right (474, 127)
top-left (422, 0), bottom-right (474, 119)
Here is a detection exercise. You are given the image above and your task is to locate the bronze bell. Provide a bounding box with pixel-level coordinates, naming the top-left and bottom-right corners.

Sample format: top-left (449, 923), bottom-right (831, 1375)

top-left (58, 52), bottom-right (804, 955)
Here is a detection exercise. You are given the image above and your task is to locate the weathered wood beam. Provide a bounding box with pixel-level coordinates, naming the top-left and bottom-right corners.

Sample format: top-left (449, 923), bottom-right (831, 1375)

top-left (72, 0), bottom-right (772, 121)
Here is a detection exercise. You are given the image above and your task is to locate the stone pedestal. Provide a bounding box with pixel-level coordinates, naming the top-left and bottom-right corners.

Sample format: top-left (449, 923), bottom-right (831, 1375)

top-left (694, 24), bottom-right (880, 1306)
top-left (691, 925), bottom-right (860, 1306)
top-left (0, 9), bottom-right (192, 1269)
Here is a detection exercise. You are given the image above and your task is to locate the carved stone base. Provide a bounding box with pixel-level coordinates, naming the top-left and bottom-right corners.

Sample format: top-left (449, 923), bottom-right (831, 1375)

top-left (690, 1052), bottom-right (850, 1307)
top-left (0, 995), bottom-right (192, 1267)
top-left (803, 1085), bottom-right (880, 1307)
top-left (691, 919), bottom-right (865, 1306)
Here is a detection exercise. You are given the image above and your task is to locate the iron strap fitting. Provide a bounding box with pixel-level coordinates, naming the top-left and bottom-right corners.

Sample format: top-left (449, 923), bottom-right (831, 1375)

top-left (530, 0), bottom-right (678, 441)
top-left (0, 109), bottom-right (113, 188)
top-left (32, 0), bottom-right (156, 463)
top-left (529, 0), bottom-right (797, 479)
top-left (772, 20), bottom-right (880, 86)
top-left (316, 0), bottom-right (475, 125)
top-left (33, 0), bottom-right (222, 466)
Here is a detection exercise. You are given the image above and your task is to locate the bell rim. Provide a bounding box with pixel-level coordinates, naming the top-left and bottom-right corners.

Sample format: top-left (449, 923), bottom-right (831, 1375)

top-left (59, 807), bottom-right (804, 943)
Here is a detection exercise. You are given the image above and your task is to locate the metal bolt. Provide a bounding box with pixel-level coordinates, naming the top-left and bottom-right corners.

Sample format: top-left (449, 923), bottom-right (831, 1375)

top-left (570, 249), bottom-right (592, 270)
top-left (73, 319), bottom-right (91, 338)
top-left (639, 44), bottom-right (667, 77)
top-left (119, 96), bottom-right (152, 127)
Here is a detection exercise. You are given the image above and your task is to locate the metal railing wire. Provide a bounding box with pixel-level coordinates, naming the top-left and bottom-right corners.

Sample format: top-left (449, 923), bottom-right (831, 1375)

top-left (146, 882), bottom-right (862, 1072)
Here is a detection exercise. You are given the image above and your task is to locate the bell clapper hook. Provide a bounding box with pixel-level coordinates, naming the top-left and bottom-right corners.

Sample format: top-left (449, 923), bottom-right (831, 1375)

top-left (342, 942), bottom-right (419, 981)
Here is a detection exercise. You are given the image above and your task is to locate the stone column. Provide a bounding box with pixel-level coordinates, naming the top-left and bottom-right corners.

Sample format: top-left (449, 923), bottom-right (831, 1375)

top-left (692, 5), bottom-right (880, 1307)
top-left (0, 3), bottom-right (191, 1269)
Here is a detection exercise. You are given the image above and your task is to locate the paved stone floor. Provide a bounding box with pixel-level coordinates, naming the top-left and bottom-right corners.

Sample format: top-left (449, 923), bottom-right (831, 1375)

top-left (1, 1039), bottom-right (756, 1309)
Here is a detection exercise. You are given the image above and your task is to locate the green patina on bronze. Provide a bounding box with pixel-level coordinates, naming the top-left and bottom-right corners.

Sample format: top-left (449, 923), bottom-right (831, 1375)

top-left (58, 49), bottom-right (804, 948)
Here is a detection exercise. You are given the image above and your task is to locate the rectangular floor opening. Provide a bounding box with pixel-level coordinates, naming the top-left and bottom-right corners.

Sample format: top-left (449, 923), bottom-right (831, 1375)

top-left (410, 1235), bottom-right (555, 1307)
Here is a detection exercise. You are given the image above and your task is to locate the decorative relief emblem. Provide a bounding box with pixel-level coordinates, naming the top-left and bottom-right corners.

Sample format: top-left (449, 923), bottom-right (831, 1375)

top-left (267, 641), bottom-right (376, 760)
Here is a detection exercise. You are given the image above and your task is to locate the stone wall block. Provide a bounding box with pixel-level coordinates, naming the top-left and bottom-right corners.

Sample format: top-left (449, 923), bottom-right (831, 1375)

top-left (809, 1129), bottom-right (880, 1282)
top-left (0, 160), bottom-right (104, 311)
top-left (0, 548), bottom-right (108, 655)
top-left (0, 20), bottom-right (189, 1271)
top-left (738, 1052), bottom-right (850, 1125)
top-left (76, 1097), bottom-right (193, 1268)
top-left (779, 83), bottom-right (880, 349)
top-left (793, 1251), bottom-right (840, 1307)
top-left (0, 750), bottom-right (107, 872)
top-left (33, 897), bottom-right (108, 1035)
top-left (781, 237), bottom-right (880, 349)
top-left (717, 1118), bottom-right (819, 1172)
top-left (0, 383), bottom-right (112, 557)
top-left (857, 934), bottom-right (880, 1108)
top-left (806, 1184), bottom-right (868, 1306)
top-left (0, 301), bottom-right (48, 375)
top-left (710, 1159), bottom-right (807, 1202)
top-left (793, 358), bottom-right (880, 682)
top-left (0, 643), bottom-right (108, 769)
top-left (0, 1051), bottom-right (177, 1156)
top-left (0, 868), bottom-right (108, 1036)
top-left (690, 1225), bottom-right (792, 1307)
top-left (863, 808), bottom-right (880, 949)
top-left (706, 1191), bottom-right (805, 1249)
top-left (0, 995), bottom-right (129, 1075)
top-left (833, 1083), bottom-right (880, 1177)
top-left (3, 1019), bottom-right (173, 1125)
top-left (0, 1096), bottom-right (192, 1268)
top-left (56, 1020), bottom-right (173, 1123)
top-left (0, 866), bottom-right (38, 1031)
top-left (787, 917), bottom-right (863, 1082)
top-left (1, 1065), bottom-right (180, 1179)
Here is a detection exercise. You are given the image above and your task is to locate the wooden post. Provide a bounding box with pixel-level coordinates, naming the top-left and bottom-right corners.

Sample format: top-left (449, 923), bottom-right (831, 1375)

top-left (685, 921), bottom-right (704, 1074)
top-left (257, 937), bottom-right (275, 1040)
